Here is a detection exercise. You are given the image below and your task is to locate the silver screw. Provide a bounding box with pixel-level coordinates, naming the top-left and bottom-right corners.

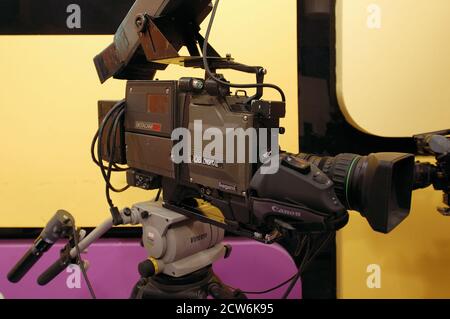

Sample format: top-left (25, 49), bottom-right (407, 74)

top-left (254, 232), bottom-right (263, 239)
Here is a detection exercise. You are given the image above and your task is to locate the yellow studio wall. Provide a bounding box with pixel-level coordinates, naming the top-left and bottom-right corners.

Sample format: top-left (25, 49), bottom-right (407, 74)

top-left (337, 184), bottom-right (450, 299)
top-left (335, 0), bottom-right (450, 299)
top-left (336, 0), bottom-right (450, 137)
top-left (0, 0), bottom-right (298, 228)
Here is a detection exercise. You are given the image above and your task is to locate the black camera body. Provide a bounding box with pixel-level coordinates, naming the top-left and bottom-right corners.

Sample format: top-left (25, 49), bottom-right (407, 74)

top-left (98, 77), bottom-right (353, 239)
top-left (92, 0), bottom-right (450, 241)
top-left (121, 78), bottom-right (283, 195)
top-left (97, 73), bottom-right (418, 239)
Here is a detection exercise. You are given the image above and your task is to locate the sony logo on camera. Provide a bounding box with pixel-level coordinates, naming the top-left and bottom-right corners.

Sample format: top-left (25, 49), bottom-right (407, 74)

top-left (192, 155), bottom-right (223, 168)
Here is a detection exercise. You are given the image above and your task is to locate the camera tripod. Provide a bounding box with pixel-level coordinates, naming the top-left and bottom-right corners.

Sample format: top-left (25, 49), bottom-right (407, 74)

top-left (131, 266), bottom-right (245, 299)
top-left (123, 201), bottom-right (246, 299)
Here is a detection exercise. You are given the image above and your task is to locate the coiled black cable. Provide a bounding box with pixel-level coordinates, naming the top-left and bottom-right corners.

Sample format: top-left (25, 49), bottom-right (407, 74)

top-left (91, 100), bottom-right (129, 209)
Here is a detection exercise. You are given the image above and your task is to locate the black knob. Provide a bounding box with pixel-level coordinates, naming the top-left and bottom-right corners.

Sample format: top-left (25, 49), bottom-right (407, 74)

top-left (138, 259), bottom-right (156, 278)
top-left (140, 211), bottom-right (149, 219)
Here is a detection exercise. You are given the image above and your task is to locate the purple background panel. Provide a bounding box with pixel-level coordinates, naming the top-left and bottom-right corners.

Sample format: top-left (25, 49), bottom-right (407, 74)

top-left (0, 238), bottom-right (301, 299)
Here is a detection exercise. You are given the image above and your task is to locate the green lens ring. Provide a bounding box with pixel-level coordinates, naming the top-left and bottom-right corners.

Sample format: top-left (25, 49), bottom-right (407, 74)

top-left (344, 156), bottom-right (361, 209)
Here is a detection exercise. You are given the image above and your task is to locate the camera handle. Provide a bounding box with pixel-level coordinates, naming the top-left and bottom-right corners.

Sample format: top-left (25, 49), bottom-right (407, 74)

top-left (37, 218), bottom-right (112, 286)
top-left (7, 211), bottom-right (76, 283)
top-left (206, 59), bottom-right (267, 102)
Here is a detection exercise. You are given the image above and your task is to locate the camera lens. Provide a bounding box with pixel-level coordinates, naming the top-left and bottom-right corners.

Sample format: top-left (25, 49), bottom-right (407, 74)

top-left (297, 152), bottom-right (415, 233)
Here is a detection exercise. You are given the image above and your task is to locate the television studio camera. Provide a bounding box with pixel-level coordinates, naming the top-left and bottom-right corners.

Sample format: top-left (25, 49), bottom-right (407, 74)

top-left (7, 0), bottom-right (450, 299)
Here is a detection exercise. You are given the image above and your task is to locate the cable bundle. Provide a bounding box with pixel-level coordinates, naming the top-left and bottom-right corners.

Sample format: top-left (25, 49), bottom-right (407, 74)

top-left (90, 100), bottom-right (129, 212)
